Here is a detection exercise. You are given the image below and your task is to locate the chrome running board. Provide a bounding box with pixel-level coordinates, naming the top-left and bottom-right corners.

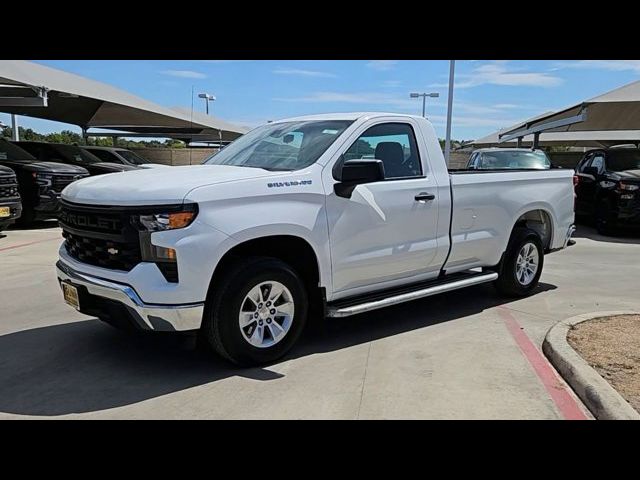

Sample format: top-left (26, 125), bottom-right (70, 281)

top-left (327, 271), bottom-right (499, 318)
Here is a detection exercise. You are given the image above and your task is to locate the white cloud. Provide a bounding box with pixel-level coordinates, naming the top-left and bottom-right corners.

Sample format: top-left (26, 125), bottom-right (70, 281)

top-left (273, 68), bottom-right (337, 78)
top-left (273, 91), bottom-right (419, 109)
top-left (430, 61), bottom-right (563, 89)
top-left (367, 60), bottom-right (398, 71)
top-left (382, 80), bottom-right (402, 88)
top-left (161, 70), bottom-right (207, 79)
top-left (556, 60), bottom-right (640, 73)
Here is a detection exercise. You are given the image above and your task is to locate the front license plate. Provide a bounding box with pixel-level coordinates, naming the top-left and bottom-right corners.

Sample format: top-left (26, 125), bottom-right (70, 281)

top-left (0, 207), bottom-right (10, 218)
top-left (62, 282), bottom-right (80, 310)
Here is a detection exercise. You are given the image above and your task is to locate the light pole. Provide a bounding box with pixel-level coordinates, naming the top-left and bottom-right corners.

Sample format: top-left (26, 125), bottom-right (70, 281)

top-left (444, 60), bottom-right (456, 167)
top-left (198, 93), bottom-right (216, 115)
top-left (409, 92), bottom-right (439, 117)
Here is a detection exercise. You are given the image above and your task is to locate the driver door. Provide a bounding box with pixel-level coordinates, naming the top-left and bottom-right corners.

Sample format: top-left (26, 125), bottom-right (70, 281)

top-left (324, 119), bottom-right (444, 298)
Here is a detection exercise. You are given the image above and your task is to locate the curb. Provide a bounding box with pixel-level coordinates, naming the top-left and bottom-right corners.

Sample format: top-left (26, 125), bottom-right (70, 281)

top-left (542, 311), bottom-right (640, 420)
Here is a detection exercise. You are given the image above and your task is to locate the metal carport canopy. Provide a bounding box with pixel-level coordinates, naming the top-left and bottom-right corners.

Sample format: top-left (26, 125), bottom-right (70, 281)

top-left (471, 113), bottom-right (640, 148)
top-left (498, 80), bottom-right (640, 143)
top-left (0, 60), bottom-right (249, 142)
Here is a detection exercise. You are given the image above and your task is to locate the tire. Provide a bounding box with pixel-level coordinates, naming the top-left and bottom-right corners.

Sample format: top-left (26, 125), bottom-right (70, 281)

top-left (595, 199), bottom-right (616, 236)
top-left (201, 257), bottom-right (308, 366)
top-left (494, 228), bottom-right (544, 297)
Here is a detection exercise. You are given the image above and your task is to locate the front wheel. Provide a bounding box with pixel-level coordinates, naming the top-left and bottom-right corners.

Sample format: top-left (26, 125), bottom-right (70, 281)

top-left (494, 228), bottom-right (544, 297)
top-left (201, 257), bottom-right (308, 366)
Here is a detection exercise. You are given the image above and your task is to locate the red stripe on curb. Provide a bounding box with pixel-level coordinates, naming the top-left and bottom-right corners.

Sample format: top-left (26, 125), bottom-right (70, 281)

top-left (0, 237), bottom-right (60, 252)
top-left (497, 307), bottom-right (589, 420)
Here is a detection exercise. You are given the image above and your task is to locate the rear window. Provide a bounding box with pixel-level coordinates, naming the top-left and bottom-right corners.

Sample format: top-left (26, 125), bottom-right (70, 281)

top-left (0, 139), bottom-right (37, 161)
top-left (477, 150), bottom-right (550, 170)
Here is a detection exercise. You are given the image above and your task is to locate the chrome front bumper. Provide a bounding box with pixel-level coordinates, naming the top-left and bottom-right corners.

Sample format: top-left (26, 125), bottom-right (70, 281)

top-left (56, 261), bottom-right (204, 332)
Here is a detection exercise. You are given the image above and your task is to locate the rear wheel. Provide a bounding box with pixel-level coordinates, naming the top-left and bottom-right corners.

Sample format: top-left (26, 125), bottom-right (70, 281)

top-left (201, 257), bottom-right (308, 366)
top-left (494, 228), bottom-right (544, 297)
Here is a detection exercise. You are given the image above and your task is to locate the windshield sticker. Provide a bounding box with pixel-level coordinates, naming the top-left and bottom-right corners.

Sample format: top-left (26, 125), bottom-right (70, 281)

top-left (268, 180), bottom-right (313, 188)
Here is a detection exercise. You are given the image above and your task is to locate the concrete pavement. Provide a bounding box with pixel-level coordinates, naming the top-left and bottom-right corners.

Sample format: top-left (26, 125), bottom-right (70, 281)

top-left (2, 222), bottom-right (637, 419)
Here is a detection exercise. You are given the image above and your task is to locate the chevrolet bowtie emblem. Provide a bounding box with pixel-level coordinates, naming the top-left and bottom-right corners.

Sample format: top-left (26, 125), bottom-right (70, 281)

top-left (107, 247), bottom-right (119, 255)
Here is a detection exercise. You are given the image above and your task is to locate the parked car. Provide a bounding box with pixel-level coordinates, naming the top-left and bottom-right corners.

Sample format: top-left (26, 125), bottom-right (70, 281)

top-left (0, 139), bottom-right (89, 225)
top-left (0, 164), bottom-right (22, 231)
top-left (13, 141), bottom-right (138, 176)
top-left (82, 146), bottom-right (168, 169)
top-left (575, 147), bottom-right (640, 235)
top-left (467, 148), bottom-right (552, 170)
top-left (56, 113), bottom-right (575, 366)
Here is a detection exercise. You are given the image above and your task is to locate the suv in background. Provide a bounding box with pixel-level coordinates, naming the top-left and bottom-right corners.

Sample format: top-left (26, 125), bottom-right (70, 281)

top-left (82, 146), bottom-right (167, 169)
top-left (0, 139), bottom-right (89, 225)
top-left (13, 141), bottom-right (138, 176)
top-left (575, 147), bottom-right (640, 235)
top-left (0, 164), bottom-right (22, 231)
top-left (467, 148), bottom-right (552, 170)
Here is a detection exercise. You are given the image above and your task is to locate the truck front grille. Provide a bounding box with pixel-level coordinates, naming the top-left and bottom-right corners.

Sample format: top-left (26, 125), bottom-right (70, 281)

top-left (52, 174), bottom-right (87, 193)
top-left (59, 201), bottom-right (142, 272)
top-left (62, 230), bottom-right (142, 271)
top-left (0, 175), bottom-right (19, 199)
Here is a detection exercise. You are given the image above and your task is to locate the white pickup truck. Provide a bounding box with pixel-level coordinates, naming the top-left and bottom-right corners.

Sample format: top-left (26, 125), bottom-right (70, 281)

top-left (56, 112), bottom-right (575, 366)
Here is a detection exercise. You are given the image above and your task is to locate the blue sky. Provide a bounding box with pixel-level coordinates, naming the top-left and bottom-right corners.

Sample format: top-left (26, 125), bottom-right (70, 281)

top-left (2, 60), bottom-right (640, 140)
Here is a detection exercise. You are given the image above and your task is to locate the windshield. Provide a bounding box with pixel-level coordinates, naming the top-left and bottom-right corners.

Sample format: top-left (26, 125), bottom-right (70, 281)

top-left (608, 150), bottom-right (640, 172)
top-left (50, 144), bottom-right (102, 164)
top-left (204, 120), bottom-right (353, 171)
top-left (118, 150), bottom-right (151, 165)
top-left (478, 150), bottom-right (550, 170)
top-left (0, 139), bottom-right (37, 161)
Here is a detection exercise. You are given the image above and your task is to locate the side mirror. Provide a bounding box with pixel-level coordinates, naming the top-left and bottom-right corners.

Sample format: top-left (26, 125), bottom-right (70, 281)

top-left (583, 166), bottom-right (599, 178)
top-left (334, 159), bottom-right (385, 198)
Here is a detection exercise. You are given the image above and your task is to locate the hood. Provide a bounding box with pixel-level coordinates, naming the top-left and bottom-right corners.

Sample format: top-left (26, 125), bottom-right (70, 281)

top-left (138, 163), bottom-right (170, 169)
top-left (62, 164), bottom-right (279, 206)
top-left (91, 162), bottom-right (138, 173)
top-left (613, 169), bottom-right (640, 181)
top-left (0, 159), bottom-right (89, 174)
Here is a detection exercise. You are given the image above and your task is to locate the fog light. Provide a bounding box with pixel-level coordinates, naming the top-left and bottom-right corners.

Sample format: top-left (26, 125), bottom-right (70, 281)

top-left (153, 246), bottom-right (176, 260)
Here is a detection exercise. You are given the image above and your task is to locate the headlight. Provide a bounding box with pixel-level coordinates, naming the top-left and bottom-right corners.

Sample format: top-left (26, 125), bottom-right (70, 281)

top-left (619, 183), bottom-right (639, 191)
top-left (132, 204), bottom-right (198, 231)
top-left (33, 172), bottom-right (53, 185)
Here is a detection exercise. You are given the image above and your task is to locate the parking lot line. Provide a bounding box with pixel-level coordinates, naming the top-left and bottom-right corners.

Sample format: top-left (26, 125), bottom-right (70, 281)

top-left (0, 237), bottom-right (60, 252)
top-left (497, 307), bottom-right (589, 420)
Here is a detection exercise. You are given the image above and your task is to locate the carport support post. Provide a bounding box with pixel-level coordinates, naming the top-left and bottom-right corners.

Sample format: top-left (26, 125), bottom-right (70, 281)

top-left (112, 136), bottom-right (118, 147)
top-left (517, 137), bottom-right (522, 148)
top-left (81, 127), bottom-right (88, 145)
top-left (11, 114), bottom-right (19, 141)
top-left (532, 132), bottom-right (540, 150)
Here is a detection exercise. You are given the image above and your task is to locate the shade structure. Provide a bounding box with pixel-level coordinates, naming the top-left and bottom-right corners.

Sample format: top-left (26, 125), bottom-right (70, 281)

top-left (499, 80), bottom-right (640, 141)
top-left (0, 60), bottom-right (249, 142)
top-left (471, 128), bottom-right (640, 148)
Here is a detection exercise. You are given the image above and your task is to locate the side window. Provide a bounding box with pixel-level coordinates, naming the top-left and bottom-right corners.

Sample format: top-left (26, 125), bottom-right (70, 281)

top-left (577, 154), bottom-right (593, 173)
top-left (90, 150), bottom-right (120, 163)
top-left (590, 154), bottom-right (604, 173)
top-left (343, 122), bottom-right (422, 179)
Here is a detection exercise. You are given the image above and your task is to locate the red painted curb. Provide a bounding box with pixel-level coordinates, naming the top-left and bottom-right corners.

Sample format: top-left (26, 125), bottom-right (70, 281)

top-left (498, 307), bottom-right (589, 420)
top-left (0, 237), bottom-right (60, 252)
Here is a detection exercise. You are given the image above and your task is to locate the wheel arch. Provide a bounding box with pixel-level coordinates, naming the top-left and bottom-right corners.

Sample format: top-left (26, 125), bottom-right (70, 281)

top-left (206, 234), bottom-right (324, 306)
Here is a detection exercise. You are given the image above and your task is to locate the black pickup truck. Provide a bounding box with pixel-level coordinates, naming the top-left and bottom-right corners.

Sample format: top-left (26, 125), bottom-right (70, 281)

top-left (0, 164), bottom-right (22, 231)
top-left (0, 139), bottom-right (89, 225)
top-left (14, 141), bottom-right (138, 176)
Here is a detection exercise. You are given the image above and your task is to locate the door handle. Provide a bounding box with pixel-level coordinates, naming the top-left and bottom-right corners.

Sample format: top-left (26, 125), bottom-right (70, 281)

top-left (415, 192), bottom-right (435, 202)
